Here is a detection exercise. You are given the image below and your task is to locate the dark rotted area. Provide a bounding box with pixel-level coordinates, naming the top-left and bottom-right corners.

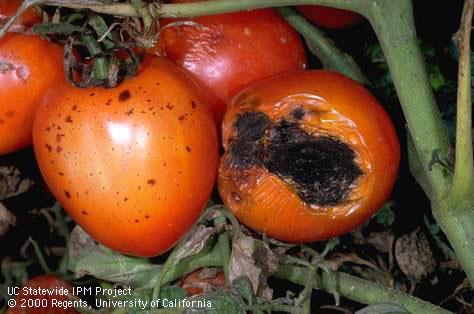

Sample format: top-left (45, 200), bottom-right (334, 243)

top-left (229, 111), bottom-right (363, 206)
top-left (229, 111), bottom-right (270, 168)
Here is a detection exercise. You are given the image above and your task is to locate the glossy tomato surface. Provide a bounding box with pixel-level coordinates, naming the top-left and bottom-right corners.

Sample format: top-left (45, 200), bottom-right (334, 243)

top-left (151, 1), bottom-right (307, 123)
top-left (0, 34), bottom-right (63, 155)
top-left (296, 5), bottom-right (363, 29)
top-left (0, 0), bottom-right (62, 155)
top-left (7, 275), bottom-right (77, 314)
top-left (219, 71), bottom-right (399, 243)
top-left (33, 57), bottom-right (218, 257)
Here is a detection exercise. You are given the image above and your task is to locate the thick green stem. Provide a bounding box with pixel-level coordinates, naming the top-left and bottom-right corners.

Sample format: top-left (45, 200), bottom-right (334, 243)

top-left (364, 0), bottom-right (474, 287)
top-left (365, 0), bottom-right (451, 200)
top-left (451, 0), bottom-right (474, 199)
top-left (276, 7), bottom-right (369, 85)
top-left (433, 0), bottom-right (474, 287)
top-left (39, 0), bottom-right (364, 18)
top-left (433, 201), bottom-right (474, 286)
top-left (275, 264), bottom-right (453, 314)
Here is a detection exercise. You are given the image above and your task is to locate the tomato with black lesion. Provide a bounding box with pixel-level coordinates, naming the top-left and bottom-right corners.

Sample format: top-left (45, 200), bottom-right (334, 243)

top-left (219, 70), bottom-right (400, 243)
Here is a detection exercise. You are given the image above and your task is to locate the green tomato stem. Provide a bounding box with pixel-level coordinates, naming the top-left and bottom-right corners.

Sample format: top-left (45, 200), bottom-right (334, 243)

top-left (276, 7), bottom-right (369, 85)
top-left (275, 264), bottom-right (453, 314)
top-left (81, 33), bottom-right (109, 81)
top-left (364, 0), bottom-right (452, 200)
top-left (451, 0), bottom-right (474, 200)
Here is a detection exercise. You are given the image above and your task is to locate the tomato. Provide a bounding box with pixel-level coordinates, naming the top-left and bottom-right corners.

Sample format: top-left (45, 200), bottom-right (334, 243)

top-left (0, 0), bottom-right (41, 28)
top-left (33, 57), bottom-right (218, 257)
top-left (150, 1), bottom-right (307, 123)
top-left (0, 0), bottom-right (63, 155)
top-left (6, 275), bottom-right (78, 314)
top-left (218, 71), bottom-right (399, 243)
top-left (180, 268), bottom-right (226, 295)
top-left (296, 6), bottom-right (363, 29)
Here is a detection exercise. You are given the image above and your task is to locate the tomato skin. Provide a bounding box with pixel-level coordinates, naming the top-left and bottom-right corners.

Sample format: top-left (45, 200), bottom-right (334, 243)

top-left (0, 0), bottom-right (62, 155)
top-left (218, 70), bottom-right (399, 243)
top-left (33, 57), bottom-right (218, 257)
top-left (0, 34), bottom-right (63, 155)
top-left (180, 269), bottom-right (226, 295)
top-left (150, 3), bottom-right (307, 123)
top-left (296, 6), bottom-right (363, 29)
top-left (6, 275), bottom-right (78, 314)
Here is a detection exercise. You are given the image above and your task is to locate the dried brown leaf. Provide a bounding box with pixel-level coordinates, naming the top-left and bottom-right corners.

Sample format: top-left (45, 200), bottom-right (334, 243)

top-left (0, 167), bottom-right (34, 200)
top-left (395, 229), bottom-right (435, 282)
top-left (229, 234), bottom-right (278, 300)
top-left (0, 201), bottom-right (15, 236)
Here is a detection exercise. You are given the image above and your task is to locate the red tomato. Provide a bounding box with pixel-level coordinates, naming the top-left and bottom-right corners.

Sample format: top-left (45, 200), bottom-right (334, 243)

top-left (180, 268), bottom-right (226, 295)
top-left (296, 6), bottom-right (363, 29)
top-left (219, 71), bottom-right (399, 243)
top-left (0, 0), bottom-right (41, 28)
top-left (0, 1), bottom-right (62, 155)
top-left (150, 1), bottom-right (307, 123)
top-left (7, 275), bottom-right (78, 314)
top-left (0, 34), bottom-right (63, 155)
top-left (33, 57), bottom-right (218, 257)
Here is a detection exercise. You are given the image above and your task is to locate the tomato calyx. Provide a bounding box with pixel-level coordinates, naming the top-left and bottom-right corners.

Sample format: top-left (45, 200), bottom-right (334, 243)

top-left (227, 110), bottom-right (363, 207)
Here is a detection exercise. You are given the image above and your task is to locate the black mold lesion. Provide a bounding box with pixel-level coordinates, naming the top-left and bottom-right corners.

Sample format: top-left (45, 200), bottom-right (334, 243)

top-left (264, 120), bottom-right (362, 206)
top-left (229, 111), bottom-right (270, 168)
top-left (228, 111), bottom-right (363, 207)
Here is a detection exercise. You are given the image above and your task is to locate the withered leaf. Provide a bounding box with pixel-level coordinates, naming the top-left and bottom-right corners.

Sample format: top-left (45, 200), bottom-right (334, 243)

top-left (0, 167), bottom-right (34, 200)
top-left (229, 234), bottom-right (278, 300)
top-left (0, 201), bottom-right (15, 236)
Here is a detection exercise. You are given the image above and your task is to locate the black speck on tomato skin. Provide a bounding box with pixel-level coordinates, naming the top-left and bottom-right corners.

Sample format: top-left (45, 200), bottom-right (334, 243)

top-left (64, 191), bottom-right (71, 199)
top-left (119, 89), bottom-right (131, 101)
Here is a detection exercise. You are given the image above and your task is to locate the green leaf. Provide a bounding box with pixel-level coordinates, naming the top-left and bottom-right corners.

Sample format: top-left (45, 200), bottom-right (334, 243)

top-left (67, 226), bottom-right (160, 288)
top-left (33, 22), bottom-right (83, 35)
top-left (355, 303), bottom-right (410, 314)
top-left (375, 203), bottom-right (396, 227)
top-left (184, 292), bottom-right (246, 314)
top-left (159, 286), bottom-right (187, 305)
top-left (232, 276), bottom-right (253, 303)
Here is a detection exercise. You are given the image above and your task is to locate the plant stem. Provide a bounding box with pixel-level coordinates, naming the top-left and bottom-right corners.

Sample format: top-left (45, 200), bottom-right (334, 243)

top-left (276, 7), bottom-right (369, 85)
top-left (433, 201), bottom-right (474, 286)
top-left (81, 33), bottom-right (109, 81)
top-left (451, 0), bottom-right (474, 199)
top-left (275, 264), bottom-right (453, 314)
top-left (364, 0), bottom-right (452, 200)
top-left (431, 1), bottom-right (474, 287)
top-left (38, 0), bottom-right (365, 18)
